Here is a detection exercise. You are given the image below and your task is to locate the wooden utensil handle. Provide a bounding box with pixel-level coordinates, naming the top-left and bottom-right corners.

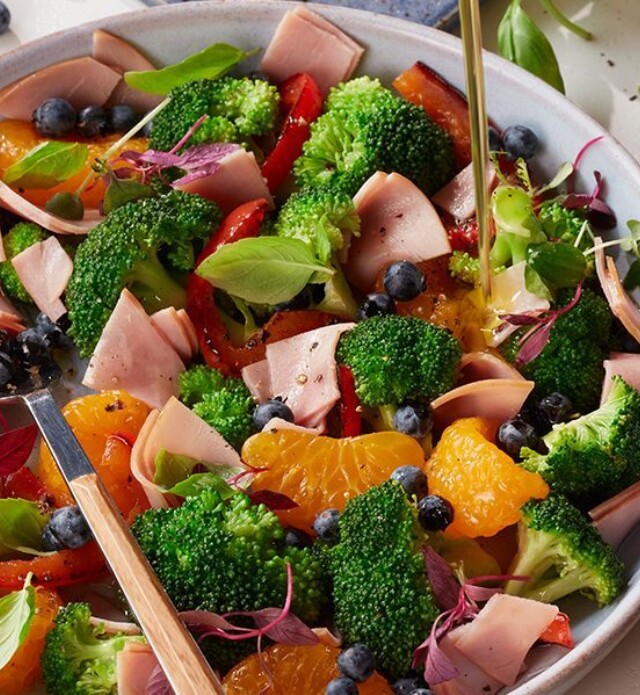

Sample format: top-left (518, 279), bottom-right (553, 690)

top-left (71, 473), bottom-right (223, 695)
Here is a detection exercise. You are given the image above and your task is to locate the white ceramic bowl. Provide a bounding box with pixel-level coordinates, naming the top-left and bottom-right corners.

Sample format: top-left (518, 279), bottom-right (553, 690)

top-left (5, 2), bottom-right (640, 693)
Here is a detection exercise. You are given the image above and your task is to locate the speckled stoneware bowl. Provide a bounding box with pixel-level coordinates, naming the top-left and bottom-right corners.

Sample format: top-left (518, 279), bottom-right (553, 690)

top-left (5, 2), bottom-right (640, 693)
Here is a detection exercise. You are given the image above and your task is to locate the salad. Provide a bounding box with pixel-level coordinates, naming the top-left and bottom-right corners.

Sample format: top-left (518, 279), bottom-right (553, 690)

top-left (0, 5), bottom-right (640, 695)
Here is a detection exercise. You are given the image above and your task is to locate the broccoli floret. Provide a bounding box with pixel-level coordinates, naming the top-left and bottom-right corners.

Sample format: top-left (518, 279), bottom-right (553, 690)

top-left (273, 185), bottom-right (361, 264)
top-left (131, 489), bottom-right (326, 644)
top-left (538, 201), bottom-right (594, 273)
top-left (327, 481), bottom-right (439, 679)
top-left (294, 80), bottom-right (455, 197)
top-left (501, 288), bottom-right (612, 413)
top-left (41, 603), bottom-right (146, 695)
top-left (337, 315), bottom-right (462, 407)
top-left (504, 494), bottom-right (625, 606)
top-left (150, 77), bottom-right (279, 151)
top-left (66, 190), bottom-right (221, 356)
top-left (520, 377), bottom-right (640, 507)
top-left (449, 251), bottom-right (480, 286)
top-left (0, 222), bottom-right (48, 303)
top-left (178, 365), bottom-right (256, 450)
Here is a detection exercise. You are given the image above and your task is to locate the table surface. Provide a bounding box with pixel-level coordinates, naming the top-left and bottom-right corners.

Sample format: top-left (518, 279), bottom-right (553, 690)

top-left (2, 1), bottom-right (639, 693)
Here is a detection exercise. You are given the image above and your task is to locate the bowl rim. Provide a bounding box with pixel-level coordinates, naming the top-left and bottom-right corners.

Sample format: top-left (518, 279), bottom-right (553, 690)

top-left (4, 2), bottom-right (640, 693)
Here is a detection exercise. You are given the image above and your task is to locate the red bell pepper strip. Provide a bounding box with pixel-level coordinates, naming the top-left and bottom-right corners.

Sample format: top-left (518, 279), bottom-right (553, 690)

top-left (538, 612), bottom-right (575, 649)
top-left (187, 198), bottom-right (340, 375)
top-left (261, 73), bottom-right (323, 194)
top-left (338, 365), bottom-right (362, 437)
top-left (0, 541), bottom-right (108, 590)
top-left (2, 467), bottom-right (51, 504)
top-left (447, 218), bottom-right (479, 253)
top-left (393, 62), bottom-right (471, 171)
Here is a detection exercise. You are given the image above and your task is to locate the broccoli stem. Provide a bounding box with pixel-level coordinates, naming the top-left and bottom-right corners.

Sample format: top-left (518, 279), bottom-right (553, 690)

top-left (504, 528), bottom-right (558, 595)
top-left (127, 253), bottom-right (187, 312)
top-left (523, 573), bottom-right (587, 604)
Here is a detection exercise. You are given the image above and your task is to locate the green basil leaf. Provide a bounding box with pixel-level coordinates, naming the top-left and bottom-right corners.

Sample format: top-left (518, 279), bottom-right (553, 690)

top-left (498, 0), bottom-right (565, 93)
top-left (103, 175), bottom-right (154, 214)
top-left (124, 44), bottom-right (258, 95)
top-left (524, 263), bottom-right (553, 301)
top-left (0, 580), bottom-right (35, 670)
top-left (527, 241), bottom-right (587, 291)
top-left (153, 449), bottom-right (200, 488)
top-left (3, 142), bottom-right (88, 190)
top-left (0, 499), bottom-right (49, 557)
top-left (197, 237), bottom-right (334, 305)
top-left (624, 258), bottom-right (640, 292)
top-left (621, 220), bottom-right (640, 259)
top-left (168, 472), bottom-right (237, 500)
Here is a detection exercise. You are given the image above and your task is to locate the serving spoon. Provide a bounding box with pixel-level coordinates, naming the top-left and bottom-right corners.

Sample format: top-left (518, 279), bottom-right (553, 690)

top-left (1, 374), bottom-right (224, 695)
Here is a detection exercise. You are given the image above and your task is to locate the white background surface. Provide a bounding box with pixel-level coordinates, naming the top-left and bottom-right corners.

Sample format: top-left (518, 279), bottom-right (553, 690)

top-left (1, 1), bottom-right (638, 693)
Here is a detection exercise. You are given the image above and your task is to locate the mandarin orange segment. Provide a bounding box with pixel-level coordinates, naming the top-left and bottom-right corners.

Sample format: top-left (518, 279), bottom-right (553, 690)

top-left (0, 120), bottom-right (148, 209)
top-left (222, 643), bottom-right (392, 695)
top-left (425, 417), bottom-right (549, 538)
top-left (36, 391), bottom-right (151, 520)
top-left (242, 430), bottom-right (426, 532)
top-left (0, 588), bottom-right (62, 694)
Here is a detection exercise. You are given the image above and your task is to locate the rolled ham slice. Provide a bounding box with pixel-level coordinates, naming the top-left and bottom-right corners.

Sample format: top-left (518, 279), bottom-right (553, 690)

top-left (0, 180), bottom-right (100, 235)
top-left (346, 172), bottom-right (451, 291)
top-left (595, 237), bottom-right (640, 342)
top-left (83, 289), bottom-right (186, 410)
top-left (454, 594), bottom-right (558, 686)
top-left (459, 351), bottom-right (524, 384)
top-left (116, 642), bottom-right (158, 695)
top-left (11, 236), bottom-right (73, 322)
top-left (150, 307), bottom-right (197, 363)
top-left (590, 480), bottom-right (640, 548)
top-left (175, 148), bottom-right (273, 214)
top-left (0, 229), bottom-right (5, 262)
top-left (601, 352), bottom-right (640, 404)
top-left (260, 6), bottom-right (364, 94)
top-left (0, 57), bottom-right (121, 120)
top-left (431, 379), bottom-right (534, 432)
top-left (432, 160), bottom-right (497, 221)
top-left (92, 30), bottom-right (163, 113)
top-left (130, 410), bottom-right (167, 509)
top-left (177, 308), bottom-right (198, 356)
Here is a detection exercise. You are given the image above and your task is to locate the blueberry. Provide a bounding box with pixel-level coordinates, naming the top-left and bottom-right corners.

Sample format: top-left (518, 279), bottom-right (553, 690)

top-left (617, 322), bottom-right (640, 353)
top-left (502, 125), bottom-right (539, 161)
top-left (33, 98), bottom-right (76, 138)
top-left (383, 261), bottom-right (426, 301)
top-left (38, 358), bottom-right (62, 387)
top-left (108, 104), bottom-right (139, 133)
top-left (418, 494), bottom-right (454, 532)
top-left (338, 643), bottom-right (375, 682)
top-left (412, 690), bottom-right (434, 695)
top-left (142, 118), bottom-right (154, 138)
top-left (356, 293), bottom-right (396, 321)
top-left (77, 106), bottom-right (109, 138)
top-left (326, 677), bottom-right (358, 695)
top-left (36, 313), bottom-right (73, 349)
top-left (488, 126), bottom-right (502, 152)
top-left (538, 393), bottom-right (574, 426)
top-left (283, 527), bottom-right (312, 549)
top-left (392, 676), bottom-right (428, 695)
top-left (0, 361), bottom-right (11, 389)
top-left (497, 418), bottom-right (539, 460)
top-left (253, 398), bottom-right (294, 430)
top-left (0, 2), bottom-right (10, 35)
top-left (16, 328), bottom-right (49, 365)
top-left (391, 465), bottom-right (428, 500)
top-left (312, 508), bottom-right (340, 543)
top-left (41, 506), bottom-right (92, 551)
top-left (273, 286), bottom-right (313, 312)
top-left (393, 403), bottom-right (433, 439)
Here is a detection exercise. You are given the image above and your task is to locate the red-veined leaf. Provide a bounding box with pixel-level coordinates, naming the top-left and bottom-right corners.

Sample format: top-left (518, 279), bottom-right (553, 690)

top-left (0, 426), bottom-right (38, 475)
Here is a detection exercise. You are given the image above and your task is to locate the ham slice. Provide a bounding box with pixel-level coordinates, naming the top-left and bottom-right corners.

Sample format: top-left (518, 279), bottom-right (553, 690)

top-left (432, 160), bottom-right (497, 221)
top-left (260, 6), bottom-right (364, 94)
top-left (92, 30), bottom-right (163, 113)
top-left (346, 172), bottom-right (451, 290)
top-left (595, 237), bottom-right (640, 342)
top-left (431, 626), bottom-right (503, 695)
top-left (116, 642), bottom-right (158, 695)
top-left (601, 352), bottom-right (640, 404)
top-left (0, 180), bottom-right (99, 235)
top-left (455, 594), bottom-right (558, 686)
top-left (265, 322), bottom-right (355, 428)
top-left (130, 396), bottom-right (245, 508)
top-left (431, 379), bottom-right (534, 432)
top-left (11, 236), bottom-right (72, 322)
top-left (0, 57), bottom-right (121, 120)
top-left (0, 229), bottom-right (5, 262)
top-left (83, 289), bottom-right (186, 410)
top-left (177, 308), bottom-right (198, 356)
top-left (241, 359), bottom-right (272, 402)
top-left (261, 417), bottom-right (323, 435)
top-left (459, 351), bottom-right (524, 384)
top-left (150, 307), bottom-right (196, 363)
top-left (590, 480), bottom-right (640, 548)
top-left (175, 148), bottom-right (273, 214)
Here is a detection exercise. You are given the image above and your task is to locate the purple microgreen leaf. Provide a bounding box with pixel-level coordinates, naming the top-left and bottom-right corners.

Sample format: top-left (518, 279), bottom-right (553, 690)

top-left (247, 489), bottom-right (299, 511)
top-left (145, 664), bottom-right (174, 695)
top-left (498, 312), bottom-right (542, 326)
top-left (568, 136), bottom-right (604, 193)
top-left (252, 609), bottom-right (319, 646)
top-left (516, 320), bottom-right (555, 364)
top-left (463, 574), bottom-right (530, 603)
top-left (423, 546), bottom-right (460, 612)
top-left (562, 193), bottom-right (592, 210)
top-left (178, 610), bottom-right (245, 634)
top-left (425, 634), bottom-right (460, 685)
